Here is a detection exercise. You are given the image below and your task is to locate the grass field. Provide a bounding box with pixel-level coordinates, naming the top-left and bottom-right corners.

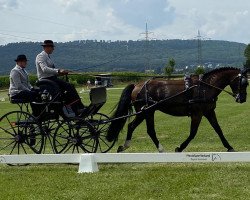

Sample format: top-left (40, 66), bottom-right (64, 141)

top-left (0, 85), bottom-right (250, 200)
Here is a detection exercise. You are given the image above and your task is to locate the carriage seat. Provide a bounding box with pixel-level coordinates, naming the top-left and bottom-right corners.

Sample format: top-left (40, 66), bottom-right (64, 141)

top-left (10, 97), bottom-right (30, 104)
top-left (8, 94), bottom-right (30, 112)
top-left (81, 87), bottom-right (107, 117)
top-left (36, 79), bottom-right (60, 92)
top-left (36, 79), bottom-right (62, 101)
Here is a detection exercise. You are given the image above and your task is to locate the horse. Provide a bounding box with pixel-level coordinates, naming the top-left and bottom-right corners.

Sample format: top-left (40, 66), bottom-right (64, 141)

top-left (106, 67), bottom-right (249, 153)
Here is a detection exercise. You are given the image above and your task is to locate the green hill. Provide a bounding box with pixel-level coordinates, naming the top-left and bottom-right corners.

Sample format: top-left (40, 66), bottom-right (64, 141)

top-left (0, 39), bottom-right (246, 75)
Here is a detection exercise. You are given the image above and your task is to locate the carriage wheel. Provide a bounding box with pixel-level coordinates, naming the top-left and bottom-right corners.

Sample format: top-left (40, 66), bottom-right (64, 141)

top-left (40, 118), bottom-right (61, 154)
top-left (0, 111), bottom-right (44, 156)
top-left (88, 113), bottom-right (115, 153)
top-left (53, 120), bottom-right (98, 154)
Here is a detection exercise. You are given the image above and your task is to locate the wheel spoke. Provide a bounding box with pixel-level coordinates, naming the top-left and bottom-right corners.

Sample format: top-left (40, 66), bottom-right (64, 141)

top-left (98, 136), bottom-right (109, 148)
top-left (20, 143), bottom-right (27, 154)
top-left (10, 142), bottom-right (18, 154)
top-left (0, 127), bottom-right (16, 137)
top-left (55, 141), bottom-right (68, 148)
top-left (17, 143), bottom-right (20, 154)
top-left (54, 135), bottom-right (68, 146)
top-left (63, 143), bottom-right (74, 153)
top-left (79, 144), bottom-right (86, 152)
top-left (72, 145), bottom-right (76, 153)
top-left (5, 116), bottom-right (18, 135)
top-left (97, 140), bottom-right (103, 152)
top-left (0, 140), bottom-right (16, 151)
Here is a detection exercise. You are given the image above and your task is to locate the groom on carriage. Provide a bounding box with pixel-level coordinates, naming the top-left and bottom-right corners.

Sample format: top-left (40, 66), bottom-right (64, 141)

top-left (9, 54), bottom-right (38, 103)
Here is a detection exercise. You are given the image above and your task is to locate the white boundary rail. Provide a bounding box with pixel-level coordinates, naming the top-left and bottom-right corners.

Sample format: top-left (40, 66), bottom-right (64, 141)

top-left (0, 152), bottom-right (250, 173)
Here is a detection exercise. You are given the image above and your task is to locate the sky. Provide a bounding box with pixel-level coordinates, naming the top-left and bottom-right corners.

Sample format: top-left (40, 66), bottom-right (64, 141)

top-left (0, 0), bottom-right (250, 45)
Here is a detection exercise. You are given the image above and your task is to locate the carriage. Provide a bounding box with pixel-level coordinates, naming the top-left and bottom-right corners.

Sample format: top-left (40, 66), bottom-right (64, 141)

top-left (0, 78), bottom-right (116, 155)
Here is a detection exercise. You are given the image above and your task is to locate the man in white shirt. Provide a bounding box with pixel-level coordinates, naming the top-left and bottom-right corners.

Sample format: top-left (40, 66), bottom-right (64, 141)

top-left (35, 40), bottom-right (85, 114)
top-left (9, 55), bottom-right (38, 102)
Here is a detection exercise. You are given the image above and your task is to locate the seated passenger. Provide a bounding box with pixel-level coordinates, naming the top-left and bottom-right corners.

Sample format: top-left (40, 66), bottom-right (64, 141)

top-left (35, 40), bottom-right (85, 115)
top-left (9, 55), bottom-right (38, 102)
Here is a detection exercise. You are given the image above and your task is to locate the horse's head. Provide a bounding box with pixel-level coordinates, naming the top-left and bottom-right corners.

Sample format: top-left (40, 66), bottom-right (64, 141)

top-left (229, 69), bottom-right (249, 103)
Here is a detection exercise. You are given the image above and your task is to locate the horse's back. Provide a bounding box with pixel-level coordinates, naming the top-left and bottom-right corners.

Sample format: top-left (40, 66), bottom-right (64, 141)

top-left (132, 79), bottom-right (185, 102)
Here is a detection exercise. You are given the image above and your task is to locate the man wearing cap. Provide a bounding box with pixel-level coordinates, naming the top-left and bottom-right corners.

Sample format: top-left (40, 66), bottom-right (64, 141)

top-left (9, 55), bottom-right (38, 102)
top-left (35, 40), bottom-right (85, 114)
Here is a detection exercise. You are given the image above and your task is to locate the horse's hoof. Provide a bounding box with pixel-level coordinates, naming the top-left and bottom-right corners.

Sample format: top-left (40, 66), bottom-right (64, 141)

top-left (117, 146), bottom-right (124, 153)
top-left (175, 147), bottom-right (181, 152)
top-left (227, 148), bottom-right (236, 152)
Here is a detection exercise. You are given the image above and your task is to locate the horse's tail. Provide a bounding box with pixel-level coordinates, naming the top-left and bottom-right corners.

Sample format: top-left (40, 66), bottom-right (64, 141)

top-left (106, 84), bottom-right (135, 142)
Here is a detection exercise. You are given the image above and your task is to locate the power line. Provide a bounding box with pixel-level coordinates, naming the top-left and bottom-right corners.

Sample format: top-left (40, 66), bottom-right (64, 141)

top-left (3, 10), bottom-right (77, 29)
top-left (0, 32), bottom-right (39, 41)
top-left (0, 29), bottom-right (68, 35)
top-left (2, 10), bottom-right (113, 35)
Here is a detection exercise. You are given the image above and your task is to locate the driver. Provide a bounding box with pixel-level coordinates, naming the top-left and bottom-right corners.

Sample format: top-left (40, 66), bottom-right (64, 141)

top-left (35, 40), bottom-right (85, 115)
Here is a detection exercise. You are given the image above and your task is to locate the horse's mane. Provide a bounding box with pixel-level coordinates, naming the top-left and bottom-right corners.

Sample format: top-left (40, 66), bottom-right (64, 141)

top-left (202, 67), bottom-right (239, 80)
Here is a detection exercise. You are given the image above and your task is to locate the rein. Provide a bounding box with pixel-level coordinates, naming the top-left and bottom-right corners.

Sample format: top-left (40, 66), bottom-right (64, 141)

top-left (198, 80), bottom-right (236, 98)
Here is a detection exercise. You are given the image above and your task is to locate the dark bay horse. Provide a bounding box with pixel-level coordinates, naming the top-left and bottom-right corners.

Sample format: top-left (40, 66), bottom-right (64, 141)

top-left (106, 67), bottom-right (249, 152)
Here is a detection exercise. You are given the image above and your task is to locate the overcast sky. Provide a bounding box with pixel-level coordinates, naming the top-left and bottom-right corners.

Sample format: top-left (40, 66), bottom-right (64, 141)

top-left (0, 0), bottom-right (250, 45)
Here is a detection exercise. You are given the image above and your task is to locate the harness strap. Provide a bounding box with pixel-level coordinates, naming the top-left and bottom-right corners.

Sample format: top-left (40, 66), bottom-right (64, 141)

top-left (136, 79), bottom-right (152, 108)
top-left (66, 99), bottom-right (81, 107)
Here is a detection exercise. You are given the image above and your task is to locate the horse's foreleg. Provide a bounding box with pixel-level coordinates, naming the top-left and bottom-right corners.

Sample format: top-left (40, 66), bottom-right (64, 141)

top-left (204, 110), bottom-right (234, 152)
top-left (145, 112), bottom-right (165, 153)
top-left (176, 114), bottom-right (202, 152)
top-left (117, 115), bottom-right (144, 152)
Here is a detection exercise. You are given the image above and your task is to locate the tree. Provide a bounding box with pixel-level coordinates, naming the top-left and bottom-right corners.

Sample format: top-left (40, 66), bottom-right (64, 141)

top-left (244, 44), bottom-right (250, 69)
top-left (168, 58), bottom-right (176, 68)
top-left (164, 58), bottom-right (175, 77)
top-left (194, 66), bottom-right (205, 75)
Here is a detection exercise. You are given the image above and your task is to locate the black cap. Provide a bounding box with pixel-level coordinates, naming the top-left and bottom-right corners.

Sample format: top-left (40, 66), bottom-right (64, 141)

top-left (41, 40), bottom-right (55, 47)
top-left (15, 54), bottom-right (28, 62)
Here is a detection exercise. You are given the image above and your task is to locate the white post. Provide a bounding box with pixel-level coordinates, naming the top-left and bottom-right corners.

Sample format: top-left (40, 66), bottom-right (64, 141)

top-left (78, 154), bottom-right (99, 173)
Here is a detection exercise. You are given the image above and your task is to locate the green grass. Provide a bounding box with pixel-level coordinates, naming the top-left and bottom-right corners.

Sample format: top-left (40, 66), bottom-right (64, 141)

top-left (0, 86), bottom-right (250, 200)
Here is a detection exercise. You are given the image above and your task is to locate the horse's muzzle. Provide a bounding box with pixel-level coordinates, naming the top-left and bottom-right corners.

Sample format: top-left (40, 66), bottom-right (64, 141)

top-left (235, 93), bottom-right (247, 103)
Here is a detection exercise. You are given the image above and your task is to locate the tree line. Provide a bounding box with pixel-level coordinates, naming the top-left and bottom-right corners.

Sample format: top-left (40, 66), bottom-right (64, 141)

top-left (0, 39), bottom-right (246, 75)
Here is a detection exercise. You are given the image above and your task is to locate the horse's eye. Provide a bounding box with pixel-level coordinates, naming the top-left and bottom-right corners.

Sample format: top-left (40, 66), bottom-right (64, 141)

top-left (242, 79), bottom-right (248, 86)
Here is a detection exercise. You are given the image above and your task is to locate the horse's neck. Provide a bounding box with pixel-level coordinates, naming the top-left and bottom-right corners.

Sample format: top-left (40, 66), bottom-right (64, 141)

top-left (203, 70), bottom-right (238, 97)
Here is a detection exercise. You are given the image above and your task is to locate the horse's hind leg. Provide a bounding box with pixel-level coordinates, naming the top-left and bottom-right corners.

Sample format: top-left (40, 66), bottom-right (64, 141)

top-left (204, 110), bottom-right (234, 152)
top-left (117, 114), bottom-right (144, 152)
top-left (145, 111), bottom-right (165, 153)
top-left (175, 114), bottom-right (202, 152)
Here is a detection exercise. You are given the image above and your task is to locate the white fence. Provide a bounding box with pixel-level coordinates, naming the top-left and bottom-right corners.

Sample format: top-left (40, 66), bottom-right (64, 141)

top-left (1, 152), bottom-right (250, 173)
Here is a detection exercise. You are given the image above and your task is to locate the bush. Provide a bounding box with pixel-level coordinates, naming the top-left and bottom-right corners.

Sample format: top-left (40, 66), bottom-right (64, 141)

top-left (0, 76), bottom-right (10, 88)
top-left (0, 71), bottom-right (182, 89)
top-left (194, 66), bottom-right (205, 75)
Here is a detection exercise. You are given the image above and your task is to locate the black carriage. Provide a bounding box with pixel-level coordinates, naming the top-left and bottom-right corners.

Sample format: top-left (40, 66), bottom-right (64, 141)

top-left (94, 74), bottom-right (113, 87)
top-left (0, 79), bottom-right (115, 156)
